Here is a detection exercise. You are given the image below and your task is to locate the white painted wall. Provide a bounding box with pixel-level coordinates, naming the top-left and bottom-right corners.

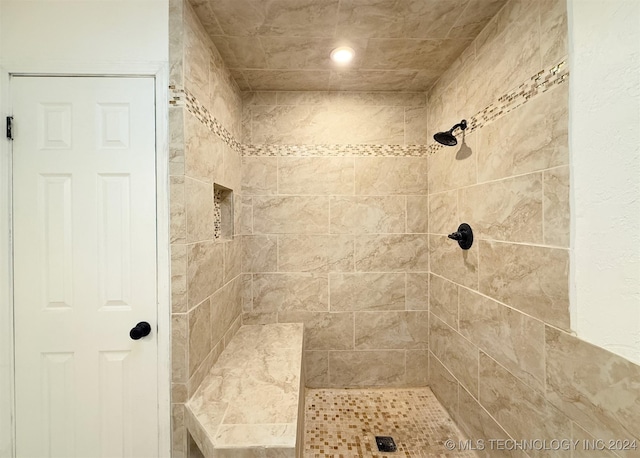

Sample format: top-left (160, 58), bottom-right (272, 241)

top-left (0, 1), bottom-right (169, 456)
top-left (568, 0), bottom-right (640, 365)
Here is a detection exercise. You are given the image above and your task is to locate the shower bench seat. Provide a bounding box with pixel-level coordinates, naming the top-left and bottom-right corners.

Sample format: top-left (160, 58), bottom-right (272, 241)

top-left (185, 323), bottom-right (305, 458)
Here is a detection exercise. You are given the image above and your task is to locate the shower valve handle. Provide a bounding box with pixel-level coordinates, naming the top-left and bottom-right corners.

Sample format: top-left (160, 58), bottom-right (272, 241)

top-left (448, 223), bottom-right (473, 250)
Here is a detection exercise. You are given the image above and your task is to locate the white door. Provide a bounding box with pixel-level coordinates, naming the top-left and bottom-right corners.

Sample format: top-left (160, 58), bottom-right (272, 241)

top-left (12, 76), bottom-right (158, 458)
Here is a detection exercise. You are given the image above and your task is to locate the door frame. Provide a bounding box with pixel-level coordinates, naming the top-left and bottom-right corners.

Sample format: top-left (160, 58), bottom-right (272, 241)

top-left (0, 64), bottom-right (171, 458)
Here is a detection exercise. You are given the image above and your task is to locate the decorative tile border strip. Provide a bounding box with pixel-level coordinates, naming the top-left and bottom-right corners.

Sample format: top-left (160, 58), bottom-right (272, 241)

top-left (171, 58), bottom-right (568, 158)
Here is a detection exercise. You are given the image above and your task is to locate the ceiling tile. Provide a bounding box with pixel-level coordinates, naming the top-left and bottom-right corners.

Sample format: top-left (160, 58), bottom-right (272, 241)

top-left (212, 36), bottom-right (267, 68)
top-left (243, 69), bottom-right (331, 91)
top-left (448, 0), bottom-right (509, 38)
top-left (328, 70), bottom-right (420, 91)
top-left (362, 38), bottom-right (472, 70)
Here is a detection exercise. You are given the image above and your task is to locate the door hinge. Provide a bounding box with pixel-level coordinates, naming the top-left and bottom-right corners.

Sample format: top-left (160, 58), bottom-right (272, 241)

top-left (6, 116), bottom-right (13, 140)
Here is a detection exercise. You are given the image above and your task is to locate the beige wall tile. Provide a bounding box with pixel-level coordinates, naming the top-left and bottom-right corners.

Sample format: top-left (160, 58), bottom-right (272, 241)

top-left (459, 173), bottom-right (543, 244)
top-left (253, 273), bottom-right (328, 312)
top-left (305, 351), bottom-right (329, 388)
top-left (429, 313), bottom-right (478, 396)
top-left (571, 422), bottom-right (619, 458)
top-left (329, 273), bottom-right (405, 311)
top-left (405, 350), bottom-right (429, 386)
top-left (172, 383), bottom-right (187, 405)
top-left (278, 311), bottom-right (353, 351)
top-left (188, 298), bottom-right (211, 377)
top-left (478, 241), bottom-right (569, 329)
top-left (406, 196), bottom-right (429, 233)
top-left (185, 178), bottom-right (214, 243)
top-left (355, 157), bottom-right (428, 195)
top-left (429, 353), bottom-right (459, 417)
top-left (241, 273), bottom-right (252, 312)
top-left (540, 0), bottom-right (568, 69)
top-left (223, 238), bottom-right (241, 284)
top-left (240, 196), bottom-right (253, 235)
top-left (221, 145), bottom-right (242, 192)
top-left (184, 113), bottom-right (223, 184)
top-left (406, 273), bottom-right (429, 310)
top-left (242, 311), bottom-right (277, 325)
top-left (355, 311), bottom-right (429, 350)
top-left (242, 235), bottom-right (277, 273)
top-left (278, 235), bottom-right (354, 273)
top-left (479, 353), bottom-right (572, 449)
top-left (428, 132), bottom-right (477, 194)
top-left (172, 403), bottom-right (186, 458)
top-left (477, 85), bottom-right (569, 183)
top-left (328, 351), bottom-right (406, 387)
top-left (253, 196), bottom-right (329, 234)
top-left (211, 276), bottom-right (242, 346)
top-left (428, 190), bottom-right (458, 235)
top-left (459, 288), bottom-right (545, 392)
top-left (429, 234), bottom-right (479, 289)
top-left (187, 241), bottom-right (224, 308)
top-left (241, 157), bottom-right (277, 196)
top-left (404, 107), bottom-right (429, 144)
top-left (172, 313), bottom-right (188, 383)
top-left (170, 176), bottom-right (186, 244)
top-left (543, 166), bottom-right (570, 247)
top-left (545, 327), bottom-right (640, 443)
top-left (330, 196), bottom-right (405, 234)
top-left (278, 157), bottom-right (354, 195)
top-left (184, 3), bottom-right (211, 104)
top-left (171, 244), bottom-right (188, 313)
top-left (429, 274), bottom-right (458, 328)
top-left (356, 234), bottom-right (429, 272)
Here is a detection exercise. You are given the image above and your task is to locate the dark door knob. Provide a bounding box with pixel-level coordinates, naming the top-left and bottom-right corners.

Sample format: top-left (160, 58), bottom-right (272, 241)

top-left (129, 321), bottom-right (152, 340)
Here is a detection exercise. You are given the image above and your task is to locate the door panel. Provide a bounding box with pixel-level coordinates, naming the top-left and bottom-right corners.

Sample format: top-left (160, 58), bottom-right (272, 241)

top-left (13, 76), bottom-right (158, 458)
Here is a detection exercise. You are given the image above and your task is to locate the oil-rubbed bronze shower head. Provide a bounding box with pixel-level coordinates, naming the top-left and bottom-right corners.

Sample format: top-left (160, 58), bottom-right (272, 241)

top-left (433, 119), bottom-right (467, 146)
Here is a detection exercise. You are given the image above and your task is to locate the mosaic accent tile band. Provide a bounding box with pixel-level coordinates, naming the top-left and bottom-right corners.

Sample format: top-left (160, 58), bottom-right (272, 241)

top-left (170, 59), bottom-right (568, 158)
top-left (304, 388), bottom-right (478, 458)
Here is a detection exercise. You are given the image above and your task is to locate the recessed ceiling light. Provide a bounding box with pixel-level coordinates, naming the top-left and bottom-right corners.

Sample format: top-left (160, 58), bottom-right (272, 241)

top-left (330, 46), bottom-right (355, 64)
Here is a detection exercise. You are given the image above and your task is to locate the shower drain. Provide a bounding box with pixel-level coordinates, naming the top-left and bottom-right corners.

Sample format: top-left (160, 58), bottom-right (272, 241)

top-left (375, 436), bottom-right (397, 452)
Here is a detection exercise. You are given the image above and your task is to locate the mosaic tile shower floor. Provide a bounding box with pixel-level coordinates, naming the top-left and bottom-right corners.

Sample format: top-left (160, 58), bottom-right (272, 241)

top-left (304, 388), bottom-right (478, 458)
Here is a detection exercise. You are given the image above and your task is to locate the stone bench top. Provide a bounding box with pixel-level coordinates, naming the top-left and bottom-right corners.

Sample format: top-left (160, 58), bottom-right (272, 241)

top-left (185, 323), bottom-right (305, 458)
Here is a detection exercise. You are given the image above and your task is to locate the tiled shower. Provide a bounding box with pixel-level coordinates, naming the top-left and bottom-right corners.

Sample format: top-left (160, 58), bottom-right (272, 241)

top-left (168, 0), bottom-right (640, 457)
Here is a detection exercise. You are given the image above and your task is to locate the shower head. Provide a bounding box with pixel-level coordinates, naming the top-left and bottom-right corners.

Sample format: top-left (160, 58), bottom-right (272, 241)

top-left (433, 119), bottom-right (467, 146)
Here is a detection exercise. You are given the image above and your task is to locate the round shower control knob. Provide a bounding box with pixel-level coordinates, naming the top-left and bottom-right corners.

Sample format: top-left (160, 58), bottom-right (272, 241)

top-left (448, 223), bottom-right (473, 250)
top-left (129, 321), bottom-right (152, 340)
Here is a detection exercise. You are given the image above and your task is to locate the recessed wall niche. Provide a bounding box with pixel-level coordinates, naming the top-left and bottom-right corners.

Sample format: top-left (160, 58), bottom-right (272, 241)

top-left (213, 184), bottom-right (233, 241)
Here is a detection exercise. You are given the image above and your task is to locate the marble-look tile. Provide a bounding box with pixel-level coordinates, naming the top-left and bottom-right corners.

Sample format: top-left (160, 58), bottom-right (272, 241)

top-left (429, 313), bottom-right (478, 396)
top-left (329, 273), bottom-right (405, 311)
top-left (184, 3), bottom-right (211, 104)
top-left (243, 91), bottom-right (278, 106)
top-left (540, 0), bottom-right (568, 69)
top-left (169, 107), bottom-right (184, 176)
top-left (170, 176), bottom-right (186, 244)
top-left (355, 234), bottom-right (429, 272)
top-left (355, 311), bottom-right (429, 350)
top-left (404, 107), bottom-right (429, 144)
top-left (187, 241), bottom-right (224, 308)
top-left (405, 350), bottom-right (429, 386)
top-left (305, 351), bottom-right (329, 388)
top-left (222, 145), bottom-right (242, 192)
top-left (478, 241), bottom-right (569, 329)
top-left (278, 157), bottom-right (354, 195)
top-left (188, 298), bottom-right (211, 377)
top-left (243, 69), bottom-right (331, 92)
top-left (241, 235), bottom-right (277, 273)
top-left (457, 387), bottom-right (527, 458)
top-left (459, 288), bottom-right (545, 392)
top-left (278, 235), bottom-right (354, 273)
top-left (406, 196), bottom-right (429, 233)
top-left (210, 35), bottom-right (266, 69)
top-left (223, 314), bottom-right (241, 348)
top-left (172, 383), bottom-right (187, 405)
top-left (545, 328), bottom-right (640, 443)
top-left (253, 196), bottom-right (329, 234)
top-left (459, 173), bottom-right (543, 244)
top-left (479, 353), bottom-right (572, 454)
top-left (241, 157), bottom-right (277, 196)
top-left (172, 403), bottom-right (187, 458)
top-left (336, 91), bottom-right (427, 107)
top-left (184, 113), bottom-right (223, 184)
top-left (328, 350), bottom-right (405, 387)
top-left (240, 196), bottom-right (253, 235)
top-left (429, 353), bottom-right (459, 417)
top-left (242, 311), bottom-right (277, 325)
top-left (448, 0), bottom-right (507, 39)
top-left (241, 273), bottom-right (252, 312)
top-left (172, 244), bottom-right (188, 314)
top-left (429, 234), bottom-right (479, 289)
top-left (261, 36), bottom-right (352, 70)
top-left (185, 178), bottom-right (214, 243)
top-left (406, 273), bottom-right (429, 311)
top-left (253, 273), bottom-right (328, 312)
top-left (477, 85), bottom-right (569, 183)
top-left (330, 196), bottom-right (406, 234)
top-left (168, 0), bottom-right (184, 86)
top-left (355, 157), bottom-right (428, 195)
top-left (278, 311), bottom-right (353, 351)
top-left (428, 190), bottom-right (458, 236)
top-left (172, 313), bottom-right (188, 383)
top-left (543, 166), bottom-right (570, 247)
top-left (275, 91), bottom-right (330, 106)
top-left (210, 277), bottom-right (242, 346)
top-left (571, 422), bottom-right (619, 458)
top-left (429, 274), bottom-right (458, 329)
top-left (223, 238), bottom-right (241, 284)
top-left (428, 132), bottom-right (477, 194)
top-left (328, 69), bottom-right (421, 92)
top-left (362, 38), bottom-right (470, 71)
top-left (210, 64), bottom-right (243, 141)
